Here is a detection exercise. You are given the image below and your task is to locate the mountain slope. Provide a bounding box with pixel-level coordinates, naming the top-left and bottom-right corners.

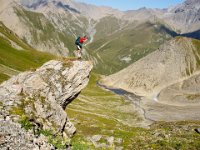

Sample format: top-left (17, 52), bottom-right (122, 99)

top-left (101, 37), bottom-right (200, 97)
top-left (87, 21), bottom-right (176, 75)
top-left (160, 0), bottom-right (200, 34)
top-left (0, 21), bottom-right (55, 83)
top-left (0, 0), bottom-right (91, 56)
top-left (158, 72), bottom-right (200, 106)
top-left (0, 0), bottom-right (200, 75)
top-left (157, 38), bottom-right (200, 105)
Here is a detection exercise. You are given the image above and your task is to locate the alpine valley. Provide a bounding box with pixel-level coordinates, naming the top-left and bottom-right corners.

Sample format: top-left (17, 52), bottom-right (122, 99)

top-left (0, 0), bottom-right (200, 149)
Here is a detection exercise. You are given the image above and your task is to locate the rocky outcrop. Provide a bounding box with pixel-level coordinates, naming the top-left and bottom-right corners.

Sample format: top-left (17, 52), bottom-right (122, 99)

top-left (0, 60), bottom-right (93, 149)
top-left (0, 120), bottom-right (54, 150)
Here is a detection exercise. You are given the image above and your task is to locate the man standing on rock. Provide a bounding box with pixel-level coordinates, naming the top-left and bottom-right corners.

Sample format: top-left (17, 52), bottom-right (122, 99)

top-left (74, 35), bottom-right (88, 59)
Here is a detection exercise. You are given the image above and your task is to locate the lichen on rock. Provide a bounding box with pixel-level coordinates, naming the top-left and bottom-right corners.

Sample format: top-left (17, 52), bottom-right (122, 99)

top-left (0, 60), bottom-right (93, 149)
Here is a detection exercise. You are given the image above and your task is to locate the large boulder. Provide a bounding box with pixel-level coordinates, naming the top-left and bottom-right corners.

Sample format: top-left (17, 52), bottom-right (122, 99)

top-left (0, 60), bottom-right (93, 149)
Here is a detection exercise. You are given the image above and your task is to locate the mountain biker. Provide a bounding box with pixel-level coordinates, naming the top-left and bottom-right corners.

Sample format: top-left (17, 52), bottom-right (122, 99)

top-left (75, 35), bottom-right (88, 59)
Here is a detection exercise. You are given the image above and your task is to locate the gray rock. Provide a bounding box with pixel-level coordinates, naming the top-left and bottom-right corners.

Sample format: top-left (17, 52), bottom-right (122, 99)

top-left (195, 128), bottom-right (200, 134)
top-left (115, 138), bottom-right (123, 144)
top-left (91, 135), bottom-right (102, 142)
top-left (0, 120), bottom-right (53, 150)
top-left (106, 136), bottom-right (114, 145)
top-left (0, 60), bottom-right (93, 149)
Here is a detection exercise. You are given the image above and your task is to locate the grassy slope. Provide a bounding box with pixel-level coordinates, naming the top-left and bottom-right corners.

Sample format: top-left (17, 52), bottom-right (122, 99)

top-left (0, 22), bottom-right (33, 50)
top-left (67, 73), bottom-right (200, 149)
top-left (0, 37), bottom-right (55, 71)
top-left (192, 38), bottom-right (200, 49)
top-left (0, 36), bottom-right (55, 70)
top-left (88, 21), bottom-right (174, 75)
top-left (0, 73), bottom-right (9, 84)
top-left (14, 7), bottom-right (73, 54)
top-left (13, 8), bottom-right (176, 75)
top-left (93, 16), bottom-right (125, 40)
top-left (0, 22), bottom-right (55, 82)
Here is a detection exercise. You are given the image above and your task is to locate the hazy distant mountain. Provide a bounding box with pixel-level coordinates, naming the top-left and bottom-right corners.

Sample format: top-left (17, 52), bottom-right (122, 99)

top-left (0, 0), bottom-right (93, 56)
top-left (19, 0), bottom-right (123, 20)
top-left (0, 0), bottom-right (199, 74)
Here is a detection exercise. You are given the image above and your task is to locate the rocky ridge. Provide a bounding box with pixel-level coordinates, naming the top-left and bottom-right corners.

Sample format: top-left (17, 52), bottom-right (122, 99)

top-left (0, 0), bottom-right (200, 57)
top-left (0, 60), bottom-right (93, 149)
top-left (102, 37), bottom-right (200, 97)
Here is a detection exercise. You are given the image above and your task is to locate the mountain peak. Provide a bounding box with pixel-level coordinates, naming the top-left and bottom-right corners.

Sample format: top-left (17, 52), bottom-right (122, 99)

top-left (19, 0), bottom-right (48, 8)
top-left (19, 0), bottom-right (79, 13)
top-left (184, 0), bottom-right (200, 8)
top-left (185, 0), bottom-right (200, 4)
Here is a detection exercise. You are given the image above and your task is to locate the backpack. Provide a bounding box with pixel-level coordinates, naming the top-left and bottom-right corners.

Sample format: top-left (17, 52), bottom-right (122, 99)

top-left (75, 36), bottom-right (80, 44)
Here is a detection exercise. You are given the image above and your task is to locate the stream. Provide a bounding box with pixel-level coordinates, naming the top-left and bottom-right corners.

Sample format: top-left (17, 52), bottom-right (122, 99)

top-left (97, 82), bottom-right (155, 124)
top-left (97, 81), bottom-right (200, 125)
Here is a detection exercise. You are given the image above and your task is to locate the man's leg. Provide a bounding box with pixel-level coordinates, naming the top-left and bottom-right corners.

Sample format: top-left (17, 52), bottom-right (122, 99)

top-left (77, 50), bottom-right (82, 59)
top-left (77, 43), bottom-right (82, 59)
top-left (74, 44), bottom-right (82, 59)
top-left (195, 128), bottom-right (200, 134)
top-left (77, 45), bottom-right (81, 50)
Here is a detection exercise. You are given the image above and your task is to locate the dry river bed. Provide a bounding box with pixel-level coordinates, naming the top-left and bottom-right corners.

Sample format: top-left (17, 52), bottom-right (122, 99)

top-left (98, 82), bottom-right (200, 126)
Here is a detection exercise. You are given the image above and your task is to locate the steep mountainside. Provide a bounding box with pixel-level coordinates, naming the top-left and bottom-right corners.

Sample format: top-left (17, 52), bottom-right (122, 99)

top-left (0, 21), bottom-right (55, 83)
top-left (0, 0), bottom-right (124, 56)
top-left (160, 0), bottom-right (200, 34)
top-left (0, 0), bottom-right (199, 75)
top-left (1, 0), bottom-right (198, 75)
top-left (102, 37), bottom-right (200, 97)
top-left (0, 0), bottom-right (91, 56)
top-left (88, 21), bottom-right (175, 74)
top-left (159, 72), bottom-right (200, 106)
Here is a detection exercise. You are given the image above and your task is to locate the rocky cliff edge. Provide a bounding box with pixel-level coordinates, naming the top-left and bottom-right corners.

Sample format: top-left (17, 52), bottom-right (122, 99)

top-left (0, 60), bottom-right (93, 149)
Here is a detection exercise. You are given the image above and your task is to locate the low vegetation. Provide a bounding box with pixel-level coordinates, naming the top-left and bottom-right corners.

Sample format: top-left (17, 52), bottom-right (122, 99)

top-left (0, 21), bottom-right (55, 81)
top-left (0, 35), bottom-right (55, 71)
top-left (0, 73), bottom-right (9, 84)
top-left (187, 94), bottom-right (200, 101)
top-left (87, 22), bottom-right (173, 75)
top-left (67, 73), bottom-right (200, 149)
top-left (18, 116), bottom-right (69, 149)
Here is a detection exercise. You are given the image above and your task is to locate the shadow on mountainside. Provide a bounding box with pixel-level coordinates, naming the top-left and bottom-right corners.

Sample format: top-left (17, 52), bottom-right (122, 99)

top-left (181, 29), bottom-right (200, 40)
top-left (159, 25), bottom-right (200, 40)
top-left (158, 25), bottom-right (179, 37)
top-left (56, 2), bottom-right (81, 14)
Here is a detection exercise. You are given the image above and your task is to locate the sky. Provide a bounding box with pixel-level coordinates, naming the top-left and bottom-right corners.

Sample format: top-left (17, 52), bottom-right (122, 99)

top-left (76, 0), bottom-right (184, 11)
